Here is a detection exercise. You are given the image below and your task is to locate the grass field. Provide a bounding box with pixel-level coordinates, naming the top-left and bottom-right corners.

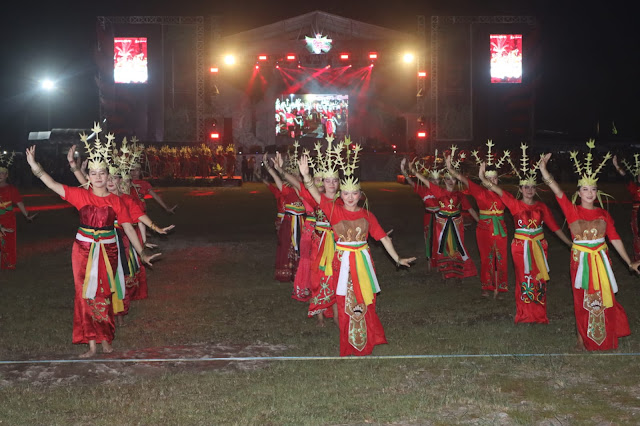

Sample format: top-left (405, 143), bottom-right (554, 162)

top-left (2, 181), bottom-right (640, 424)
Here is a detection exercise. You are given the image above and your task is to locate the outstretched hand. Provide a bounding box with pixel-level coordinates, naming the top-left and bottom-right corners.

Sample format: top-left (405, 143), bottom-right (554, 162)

top-left (479, 161), bottom-right (486, 177)
top-left (539, 153), bottom-right (552, 171)
top-left (67, 145), bottom-right (77, 165)
top-left (298, 155), bottom-right (310, 177)
top-left (397, 257), bottom-right (417, 267)
top-left (25, 146), bottom-right (37, 168)
top-left (1, 226), bottom-right (14, 236)
top-left (141, 252), bottom-right (162, 267)
top-left (25, 212), bottom-right (38, 222)
top-left (630, 260), bottom-right (640, 274)
top-left (156, 224), bottom-right (176, 234)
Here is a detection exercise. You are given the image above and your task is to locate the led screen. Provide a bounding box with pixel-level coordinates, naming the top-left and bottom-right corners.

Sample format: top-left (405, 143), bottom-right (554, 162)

top-left (114, 37), bottom-right (148, 84)
top-left (275, 94), bottom-right (348, 139)
top-left (490, 34), bottom-right (522, 83)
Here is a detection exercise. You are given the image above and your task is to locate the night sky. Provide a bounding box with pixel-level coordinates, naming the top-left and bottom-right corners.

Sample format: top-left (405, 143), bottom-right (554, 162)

top-left (1, 1), bottom-right (638, 150)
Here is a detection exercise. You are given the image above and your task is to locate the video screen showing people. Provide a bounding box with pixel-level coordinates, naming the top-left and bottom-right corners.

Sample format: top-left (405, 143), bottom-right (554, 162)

top-left (275, 94), bottom-right (348, 139)
top-left (114, 37), bottom-right (148, 84)
top-left (490, 34), bottom-right (522, 83)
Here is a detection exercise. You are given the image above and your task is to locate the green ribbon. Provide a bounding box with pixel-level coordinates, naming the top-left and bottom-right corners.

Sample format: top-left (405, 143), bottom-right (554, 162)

top-left (479, 213), bottom-right (506, 237)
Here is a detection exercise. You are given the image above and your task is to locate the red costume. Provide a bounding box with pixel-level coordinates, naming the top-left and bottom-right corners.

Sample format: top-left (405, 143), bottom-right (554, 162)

top-left (624, 180), bottom-right (640, 261)
top-left (319, 197), bottom-right (388, 356)
top-left (291, 196), bottom-right (314, 302)
top-left (132, 179), bottom-right (153, 213)
top-left (0, 184), bottom-right (22, 269)
top-left (274, 185), bottom-right (304, 282)
top-left (62, 186), bottom-right (132, 345)
top-left (467, 180), bottom-right (508, 292)
top-left (556, 193), bottom-right (630, 350)
top-left (500, 192), bottom-right (560, 324)
top-left (428, 184), bottom-right (477, 279)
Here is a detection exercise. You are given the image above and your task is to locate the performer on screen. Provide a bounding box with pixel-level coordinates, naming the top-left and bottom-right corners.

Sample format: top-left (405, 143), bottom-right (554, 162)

top-left (298, 142), bottom-right (415, 356)
top-left (26, 123), bottom-right (161, 358)
top-left (539, 140), bottom-right (640, 350)
top-left (0, 150), bottom-right (37, 270)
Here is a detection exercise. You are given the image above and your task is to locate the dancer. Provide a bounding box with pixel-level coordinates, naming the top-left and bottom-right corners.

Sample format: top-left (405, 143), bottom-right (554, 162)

top-left (264, 146), bottom-right (305, 282)
top-left (130, 144), bottom-right (178, 215)
top-left (0, 151), bottom-right (37, 270)
top-left (414, 146), bottom-right (478, 281)
top-left (478, 143), bottom-right (571, 323)
top-left (612, 155), bottom-right (640, 261)
top-left (298, 144), bottom-right (415, 356)
top-left (448, 141), bottom-right (511, 297)
top-left (25, 124), bottom-right (160, 358)
top-left (539, 140), bottom-right (640, 350)
top-left (401, 156), bottom-right (439, 270)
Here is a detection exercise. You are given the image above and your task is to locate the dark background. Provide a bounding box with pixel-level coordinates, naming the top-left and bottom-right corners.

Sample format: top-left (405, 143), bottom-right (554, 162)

top-left (1, 0), bottom-right (638, 150)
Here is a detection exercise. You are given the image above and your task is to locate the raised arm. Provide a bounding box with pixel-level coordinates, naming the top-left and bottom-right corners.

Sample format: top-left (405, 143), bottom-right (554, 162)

top-left (67, 144), bottom-right (88, 186)
top-left (477, 162), bottom-right (504, 196)
top-left (612, 155), bottom-right (626, 177)
top-left (400, 158), bottom-right (416, 188)
top-left (298, 155), bottom-right (321, 205)
top-left (554, 229), bottom-right (572, 247)
top-left (25, 146), bottom-right (65, 198)
top-left (538, 153), bottom-right (564, 198)
top-left (445, 155), bottom-right (468, 187)
top-left (414, 168), bottom-right (431, 187)
top-left (263, 153), bottom-right (283, 191)
top-left (272, 151), bottom-right (300, 191)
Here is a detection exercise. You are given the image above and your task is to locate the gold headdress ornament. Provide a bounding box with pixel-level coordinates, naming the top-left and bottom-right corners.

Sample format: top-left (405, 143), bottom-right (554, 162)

top-left (569, 139), bottom-right (612, 188)
top-left (443, 145), bottom-right (466, 179)
top-left (225, 144), bottom-right (236, 153)
top-left (414, 149), bottom-right (442, 181)
top-left (334, 136), bottom-right (362, 191)
top-left (284, 140), bottom-right (301, 175)
top-left (0, 150), bottom-right (16, 172)
top-left (470, 139), bottom-right (510, 178)
top-left (620, 153), bottom-right (640, 177)
top-left (322, 136), bottom-right (340, 179)
top-left (80, 122), bottom-right (114, 171)
top-left (311, 141), bottom-right (325, 178)
top-left (507, 143), bottom-right (543, 186)
top-left (111, 136), bottom-right (145, 181)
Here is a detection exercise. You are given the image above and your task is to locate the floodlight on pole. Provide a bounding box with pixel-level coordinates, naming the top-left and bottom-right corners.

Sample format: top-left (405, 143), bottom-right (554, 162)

top-left (223, 55), bottom-right (236, 65)
top-left (403, 53), bottom-right (415, 64)
top-left (41, 79), bottom-right (56, 91)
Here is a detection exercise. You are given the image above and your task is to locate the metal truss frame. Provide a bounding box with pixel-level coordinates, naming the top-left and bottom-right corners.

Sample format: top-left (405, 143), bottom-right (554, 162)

top-left (430, 15), bottom-right (535, 143)
top-left (97, 16), bottom-right (205, 141)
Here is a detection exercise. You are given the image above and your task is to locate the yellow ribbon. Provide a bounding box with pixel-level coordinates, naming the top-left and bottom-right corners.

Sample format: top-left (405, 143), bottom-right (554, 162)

top-left (572, 242), bottom-right (614, 308)
top-left (337, 242), bottom-right (377, 306)
top-left (514, 231), bottom-right (549, 282)
top-left (316, 225), bottom-right (335, 276)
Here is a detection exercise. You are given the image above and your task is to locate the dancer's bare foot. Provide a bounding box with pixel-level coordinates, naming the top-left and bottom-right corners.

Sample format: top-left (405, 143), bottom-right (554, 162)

top-left (101, 341), bottom-right (114, 354)
top-left (574, 334), bottom-right (586, 351)
top-left (116, 315), bottom-right (125, 327)
top-left (332, 304), bottom-right (339, 326)
top-left (79, 340), bottom-right (97, 358)
top-left (316, 312), bottom-right (326, 328)
top-left (481, 291), bottom-right (489, 298)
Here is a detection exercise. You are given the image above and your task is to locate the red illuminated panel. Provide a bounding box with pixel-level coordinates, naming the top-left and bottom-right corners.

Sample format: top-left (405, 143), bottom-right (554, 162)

top-left (418, 71), bottom-right (427, 77)
top-left (286, 54), bottom-right (296, 61)
top-left (417, 131), bottom-right (427, 138)
top-left (114, 37), bottom-right (148, 84)
top-left (258, 55), bottom-right (268, 61)
top-left (210, 132), bottom-right (220, 139)
top-left (369, 52), bottom-right (378, 59)
top-left (490, 34), bottom-right (522, 83)
top-left (210, 67), bottom-right (219, 73)
top-left (340, 54), bottom-right (350, 60)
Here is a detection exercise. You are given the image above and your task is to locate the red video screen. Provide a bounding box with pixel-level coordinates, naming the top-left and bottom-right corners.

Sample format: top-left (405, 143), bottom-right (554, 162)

top-left (114, 37), bottom-right (148, 84)
top-left (490, 34), bottom-right (522, 83)
top-left (275, 94), bottom-right (348, 139)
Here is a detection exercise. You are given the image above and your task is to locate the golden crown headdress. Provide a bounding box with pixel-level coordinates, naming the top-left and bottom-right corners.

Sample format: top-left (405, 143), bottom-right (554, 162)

top-left (0, 150), bottom-right (16, 172)
top-left (414, 150), bottom-right (442, 181)
top-left (322, 136), bottom-right (341, 179)
top-left (470, 140), bottom-right (510, 178)
top-left (619, 154), bottom-right (640, 177)
top-left (110, 136), bottom-right (145, 180)
top-left (284, 140), bottom-right (301, 175)
top-left (443, 145), bottom-right (467, 179)
top-left (226, 144), bottom-right (236, 154)
top-left (507, 143), bottom-right (543, 186)
top-left (569, 139), bottom-right (612, 187)
top-left (80, 122), bottom-right (114, 171)
top-left (333, 136), bottom-right (362, 191)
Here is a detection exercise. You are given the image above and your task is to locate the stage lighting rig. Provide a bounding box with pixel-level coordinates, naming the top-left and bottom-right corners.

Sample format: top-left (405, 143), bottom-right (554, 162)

top-left (403, 53), bottom-right (415, 63)
top-left (223, 55), bottom-right (236, 65)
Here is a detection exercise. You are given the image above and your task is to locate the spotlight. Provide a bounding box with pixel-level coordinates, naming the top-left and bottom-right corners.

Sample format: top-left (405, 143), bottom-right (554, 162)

top-left (417, 131), bottom-right (427, 139)
top-left (210, 67), bottom-right (219, 73)
top-left (255, 65), bottom-right (259, 70)
top-left (223, 55), bottom-right (236, 65)
top-left (286, 54), bottom-right (296, 61)
top-left (418, 71), bottom-right (427, 77)
top-left (41, 79), bottom-right (55, 91)
top-left (210, 132), bottom-right (220, 140)
top-left (403, 53), bottom-right (415, 63)
top-left (340, 53), bottom-right (350, 60)
top-left (369, 52), bottom-right (378, 60)
top-left (258, 55), bottom-right (268, 61)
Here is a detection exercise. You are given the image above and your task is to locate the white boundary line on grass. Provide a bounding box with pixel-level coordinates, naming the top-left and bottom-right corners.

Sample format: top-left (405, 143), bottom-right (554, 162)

top-left (2, 352), bottom-right (640, 365)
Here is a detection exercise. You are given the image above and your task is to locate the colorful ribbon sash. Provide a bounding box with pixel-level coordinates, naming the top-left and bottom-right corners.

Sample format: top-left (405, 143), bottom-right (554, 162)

top-left (0, 201), bottom-right (14, 215)
top-left (514, 227), bottom-right (549, 282)
top-left (572, 238), bottom-right (617, 309)
top-left (284, 203), bottom-right (305, 255)
top-left (479, 209), bottom-right (506, 237)
top-left (436, 211), bottom-right (468, 260)
top-left (424, 209), bottom-right (438, 258)
top-left (313, 221), bottom-right (335, 277)
top-left (335, 240), bottom-right (380, 306)
top-left (76, 226), bottom-right (126, 313)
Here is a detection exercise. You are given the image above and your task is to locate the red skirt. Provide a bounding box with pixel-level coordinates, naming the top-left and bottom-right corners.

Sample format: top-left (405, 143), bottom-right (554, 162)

top-left (570, 252), bottom-right (630, 350)
top-left (477, 223), bottom-right (508, 292)
top-left (434, 213), bottom-right (477, 279)
top-left (512, 238), bottom-right (549, 324)
top-left (72, 239), bottom-right (118, 345)
top-left (337, 293), bottom-right (387, 356)
top-left (292, 219), bottom-right (314, 301)
top-left (631, 205), bottom-right (640, 262)
top-left (0, 212), bottom-right (17, 270)
top-left (129, 226), bottom-right (148, 301)
top-left (274, 215), bottom-right (300, 282)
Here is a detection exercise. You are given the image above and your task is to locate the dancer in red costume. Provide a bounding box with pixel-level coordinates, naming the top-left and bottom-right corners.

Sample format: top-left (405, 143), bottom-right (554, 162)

top-left (69, 143), bottom-right (174, 326)
top-left (478, 148), bottom-right (571, 323)
top-left (25, 126), bottom-right (160, 358)
top-left (401, 157), bottom-right (439, 270)
top-left (446, 142), bottom-right (511, 297)
top-left (414, 147), bottom-right (479, 281)
top-left (539, 141), bottom-right (640, 350)
top-left (612, 155), bottom-right (640, 261)
top-left (263, 149), bottom-right (304, 282)
top-left (298, 145), bottom-right (415, 356)
top-left (0, 151), bottom-right (37, 270)
top-left (130, 156), bottom-right (177, 215)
